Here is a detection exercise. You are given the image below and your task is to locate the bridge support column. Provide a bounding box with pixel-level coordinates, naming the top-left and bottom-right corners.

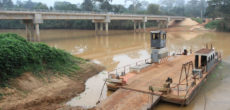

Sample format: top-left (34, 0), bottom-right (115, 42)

top-left (29, 23), bottom-right (35, 42)
top-left (138, 22), bottom-right (141, 32)
top-left (25, 23), bottom-right (30, 41)
top-left (23, 20), bottom-right (35, 42)
top-left (105, 22), bottom-right (109, 34)
top-left (138, 22), bottom-right (141, 31)
top-left (95, 22), bottom-right (98, 32)
top-left (142, 16), bottom-right (147, 32)
top-left (100, 22), bottom-right (103, 31)
top-left (134, 21), bottom-right (137, 32)
top-left (33, 14), bottom-right (43, 42)
top-left (35, 24), bottom-right (40, 42)
top-left (143, 22), bottom-right (146, 32)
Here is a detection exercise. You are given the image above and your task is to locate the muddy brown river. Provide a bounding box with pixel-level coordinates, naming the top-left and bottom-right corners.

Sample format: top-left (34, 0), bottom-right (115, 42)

top-left (0, 29), bottom-right (230, 110)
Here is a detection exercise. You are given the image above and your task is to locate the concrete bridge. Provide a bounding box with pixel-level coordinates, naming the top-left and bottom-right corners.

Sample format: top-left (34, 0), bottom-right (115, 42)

top-left (0, 10), bottom-right (185, 41)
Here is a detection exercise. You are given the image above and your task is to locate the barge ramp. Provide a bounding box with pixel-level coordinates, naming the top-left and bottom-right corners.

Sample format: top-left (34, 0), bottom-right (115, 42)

top-left (96, 55), bottom-right (194, 110)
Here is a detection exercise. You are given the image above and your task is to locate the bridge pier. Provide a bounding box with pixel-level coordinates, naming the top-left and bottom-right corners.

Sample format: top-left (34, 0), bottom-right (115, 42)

top-left (143, 22), bottom-right (146, 31)
top-left (133, 17), bottom-right (147, 32)
top-left (100, 22), bottom-right (103, 31)
top-left (35, 23), bottom-right (40, 41)
top-left (95, 22), bottom-right (98, 32)
top-left (23, 14), bottom-right (43, 42)
top-left (105, 22), bottom-right (109, 33)
top-left (157, 20), bottom-right (169, 29)
top-left (23, 21), bottom-right (41, 42)
top-left (138, 22), bottom-right (141, 31)
top-left (133, 21), bottom-right (137, 32)
top-left (93, 19), bottom-right (110, 34)
top-left (23, 20), bottom-right (35, 41)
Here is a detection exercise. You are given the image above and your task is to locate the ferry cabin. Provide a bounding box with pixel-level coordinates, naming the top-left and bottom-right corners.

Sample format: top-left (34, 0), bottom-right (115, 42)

top-left (194, 48), bottom-right (216, 73)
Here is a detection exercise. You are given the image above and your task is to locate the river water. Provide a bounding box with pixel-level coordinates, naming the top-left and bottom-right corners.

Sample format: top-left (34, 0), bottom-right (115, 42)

top-left (0, 29), bottom-right (230, 110)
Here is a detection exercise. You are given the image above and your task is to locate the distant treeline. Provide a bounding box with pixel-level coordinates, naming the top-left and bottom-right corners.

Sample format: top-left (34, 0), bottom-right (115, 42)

top-left (0, 0), bottom-right (229, 31)
top-left (0, 20), bottom-right (157, 30)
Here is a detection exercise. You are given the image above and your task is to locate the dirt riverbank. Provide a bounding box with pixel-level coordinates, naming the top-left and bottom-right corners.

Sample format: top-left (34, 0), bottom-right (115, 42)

top-left (0, 62), bottom-right (104, 110)
top-left (146, 18), bottom-right (211, 32)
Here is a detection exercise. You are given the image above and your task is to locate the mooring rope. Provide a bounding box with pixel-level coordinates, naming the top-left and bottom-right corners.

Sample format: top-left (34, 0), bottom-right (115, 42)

top-left (96, 79), bottom-right (107, 104)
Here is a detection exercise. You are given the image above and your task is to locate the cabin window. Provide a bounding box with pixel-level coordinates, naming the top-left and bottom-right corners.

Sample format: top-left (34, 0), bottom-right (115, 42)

top-left (155, 33), bottom-right (160, 39)
top-left (208, 57), bottom-right (210, 62)
top-left (163, 34), bottom-right (166, 39)
top-left (201, 56), bottom-right (207, 66)
top-left (195, 55), bottom-right (199, 68)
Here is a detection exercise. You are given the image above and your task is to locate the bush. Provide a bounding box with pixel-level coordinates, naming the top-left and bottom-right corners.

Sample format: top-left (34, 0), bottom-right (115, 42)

top-left (205, 20), bottom-right (221, 29)
top-left (0, 33), bottom-right (82, 86)
top-left (216, 20), bottom-right (230, 32)
top-left (191, 17), bottom-right (203, 24)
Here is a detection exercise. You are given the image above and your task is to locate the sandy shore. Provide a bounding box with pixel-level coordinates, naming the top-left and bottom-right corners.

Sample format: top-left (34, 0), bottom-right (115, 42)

top-left (0, 62), bottom-right (104, 110)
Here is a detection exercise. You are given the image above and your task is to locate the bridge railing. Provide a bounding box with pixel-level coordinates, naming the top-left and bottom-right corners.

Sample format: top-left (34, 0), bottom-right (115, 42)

top-left (0, 8), bottom-right (185, 18)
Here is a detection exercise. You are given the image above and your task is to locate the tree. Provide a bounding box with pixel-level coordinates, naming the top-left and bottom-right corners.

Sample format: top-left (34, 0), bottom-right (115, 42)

top-left (81, 0), bottom-right (94, 11)
top-left (100, 0), bottom-right (112, 11)
top-left (2, 0), bottom-right (14, 8)
top-left (93, 0), bottom-right (112, 12)
top-left (22, 0), bottom-right (37, 9)
top-left (126, 0), bottom-right (141, 14)
top-left (160, 0), bottom-right (176, 13)
top-left (186, 0), bottom-right (201, 17)
top-left (112, 5), bottom-right (126, 13)
top-left (146, 4), bottom-right (160, 15)
top-left (34, 2), bottom-right (48, 10)
top-left (54, 1), bottom-right (79, 11)
top-left (206, 0), bottom-right (230, 31)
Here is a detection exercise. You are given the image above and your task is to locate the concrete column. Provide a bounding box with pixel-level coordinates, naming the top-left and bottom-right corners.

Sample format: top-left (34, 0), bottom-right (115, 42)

top-left (143, 22), bottom-right (146, 32)
top-left (158, 21), bottom-right (162, 29)
top-left (29, 24), bottom-right (34, 42)
top-left (25, 24), bottom-right (30, 41)
top-left (134, 22), bottom-right (136, 32)
top-left (35, 24), bottom-right (40, 42)
top-left (166, 21), bottom-right (169, 28)
top-left (138, 22), bottom-right (141, 31)
top-left (105, 22), bottom-right (109, 33)
top-left (100, 22), bottom-right (103, 31)
top-left (95, 22), bottom-right (98, 32)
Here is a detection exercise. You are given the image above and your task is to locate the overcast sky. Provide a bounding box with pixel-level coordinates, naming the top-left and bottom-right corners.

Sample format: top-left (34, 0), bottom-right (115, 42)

top-left (12, 0), bottom-right (159, 7)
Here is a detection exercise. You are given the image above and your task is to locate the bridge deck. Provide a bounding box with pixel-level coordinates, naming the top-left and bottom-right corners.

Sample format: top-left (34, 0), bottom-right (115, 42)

top-left (96, 55), bottom-right (194, 110)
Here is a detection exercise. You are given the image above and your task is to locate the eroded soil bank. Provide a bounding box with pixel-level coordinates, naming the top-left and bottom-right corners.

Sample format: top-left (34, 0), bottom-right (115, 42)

top-left (0, 62), bottom-right (104, 110)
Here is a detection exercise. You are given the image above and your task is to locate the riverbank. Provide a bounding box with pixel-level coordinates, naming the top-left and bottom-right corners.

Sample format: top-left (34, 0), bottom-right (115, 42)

top-left (145, 18), bottom-right (212, 32)
top-left (0, 61), bottom-right (104, 110)
top-left (0, 33), bottom-right (105, 110)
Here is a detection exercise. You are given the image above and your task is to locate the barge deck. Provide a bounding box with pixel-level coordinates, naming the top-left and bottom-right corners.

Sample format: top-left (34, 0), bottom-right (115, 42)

top-left (96, 55), bottom-right (195, 110)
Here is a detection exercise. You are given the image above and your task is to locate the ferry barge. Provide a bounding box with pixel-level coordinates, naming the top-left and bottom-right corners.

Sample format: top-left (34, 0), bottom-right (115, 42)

top-left (98, 31), bottom-right (222, 110)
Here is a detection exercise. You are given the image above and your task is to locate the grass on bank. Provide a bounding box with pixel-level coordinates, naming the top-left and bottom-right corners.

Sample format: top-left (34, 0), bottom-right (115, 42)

top-left (191, 17), bottom-right (203, 24)
top-left (0, 33), bottom-right (84, 87)
top-left (205, 20), bottom-right (221, 29)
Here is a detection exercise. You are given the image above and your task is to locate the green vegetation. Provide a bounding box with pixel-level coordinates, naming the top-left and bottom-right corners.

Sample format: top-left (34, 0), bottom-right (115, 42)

top-left (191, 17), bottom-right (203, 24)
top-left (0, 93), bottom-right (3, 99)
top-left (206, 0), bottom-right (230, 32)
top-left (205, 20), bottom-right (221, 29)
top-left (0, 33), bottom-right (83, 87)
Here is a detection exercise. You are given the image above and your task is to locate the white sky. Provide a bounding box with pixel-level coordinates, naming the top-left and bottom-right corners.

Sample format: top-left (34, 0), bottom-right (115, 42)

top-left (12, 0), bottom-right (159, 7)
